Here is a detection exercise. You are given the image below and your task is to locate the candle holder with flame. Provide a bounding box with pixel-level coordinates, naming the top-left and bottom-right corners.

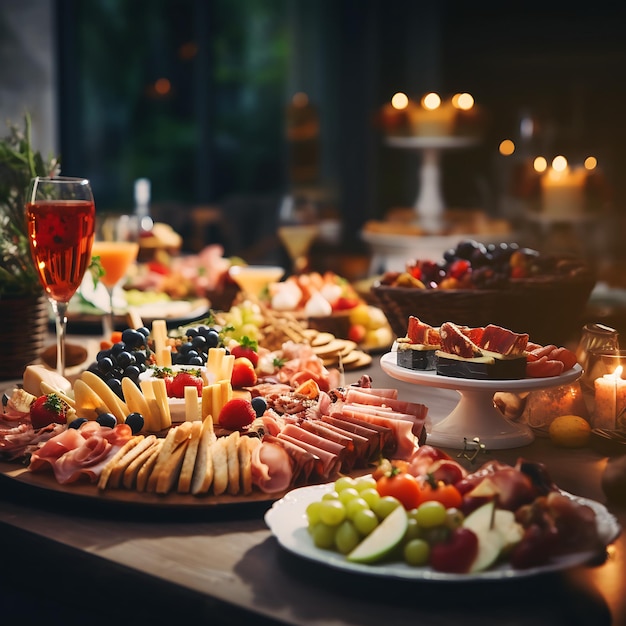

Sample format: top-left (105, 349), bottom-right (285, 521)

top-left (592, 351), bottom-right (626, 431)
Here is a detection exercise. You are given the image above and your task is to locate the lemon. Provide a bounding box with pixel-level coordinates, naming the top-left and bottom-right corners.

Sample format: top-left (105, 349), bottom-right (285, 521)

top-left (548, 415), bottom-right (592, 448)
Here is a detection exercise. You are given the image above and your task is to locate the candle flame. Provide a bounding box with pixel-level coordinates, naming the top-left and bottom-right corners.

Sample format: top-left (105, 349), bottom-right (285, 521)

top-left (552, 155), bottom-right (568, 172)
top-left (422, 92), bottom-right (441, 111)
top-left (391, 92), bottom-right (408, 110)
top-left (614, 365), bottom-right (623, 379)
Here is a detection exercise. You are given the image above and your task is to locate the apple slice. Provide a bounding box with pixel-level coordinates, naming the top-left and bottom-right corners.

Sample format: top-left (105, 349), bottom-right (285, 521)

top-left (347, 505), bottom-right (407, 564)
top-left (463, 501), bottom-right (524, 572)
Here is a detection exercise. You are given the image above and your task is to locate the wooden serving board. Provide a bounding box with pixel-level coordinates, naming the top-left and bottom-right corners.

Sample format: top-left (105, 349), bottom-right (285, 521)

top-left (0, 460), bottom-right (281, 510)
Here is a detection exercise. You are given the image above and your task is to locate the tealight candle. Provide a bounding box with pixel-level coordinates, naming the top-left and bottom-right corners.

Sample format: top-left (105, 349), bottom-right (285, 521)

top-left (540, 161), bottom-right (587, 218)
top-left (594, 365), bottom-right (626, 429)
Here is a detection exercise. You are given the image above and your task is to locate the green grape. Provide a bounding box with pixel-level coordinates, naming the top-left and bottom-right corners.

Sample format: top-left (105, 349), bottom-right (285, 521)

top-left (345, 497), bottom-right (370, 520)
top-left (334, 476), bottom-right (357, 492)
top-left (403, 517), bottom-right (422, 542)
top-left (306, 501), bottom-right (323, 527)
top-left (445, 507), bottom-right (465, 530)
top-left (318, 499), bottom-right (347, 526)
top-left (359, 487), bottom-right (381, 509)
top-left (407, 507), bottom-right (420, 522)
top-left (373, 495), bottom-right (401, 520)
top-left (354, 475), bottom-right (377, 492)
top-left (322, 490), bottom-right (339, 501)
top-left (403, 538), bottom-right (430, 566)
top-left (311, 523), bottom-right (337, 549)
top-left (415, 500), bottom-right (447, 528)
top-left (352, 508), bottom-right (379, 536)
top-left (334, 520), bottom-right (361, 554)
top-left (338, 487), bottom-right (360, 505)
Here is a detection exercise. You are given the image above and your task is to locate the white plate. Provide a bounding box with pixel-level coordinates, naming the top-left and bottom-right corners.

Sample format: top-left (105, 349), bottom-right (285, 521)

top-left (265, 482), bottom-right (621, 582)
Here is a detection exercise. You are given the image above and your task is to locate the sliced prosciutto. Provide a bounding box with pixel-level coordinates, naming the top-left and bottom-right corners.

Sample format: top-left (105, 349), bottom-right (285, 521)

top-left (277, 431), bottom-right (342, 480)
top-left (250, 439), bottom-right (293, 493)
top-left (29, 422), bottom-right (134, 484)
top-left (262, 434), bottom-right (317, 486)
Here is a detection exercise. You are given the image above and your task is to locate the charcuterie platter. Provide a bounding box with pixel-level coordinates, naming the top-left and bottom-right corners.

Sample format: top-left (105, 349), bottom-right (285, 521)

top-left (380, 352), bottom-right (583, 449)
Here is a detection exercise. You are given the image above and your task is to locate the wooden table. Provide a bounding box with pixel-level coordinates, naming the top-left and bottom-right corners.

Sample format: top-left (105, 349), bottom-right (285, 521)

top-left (1, 358), bottom-right (624, 626)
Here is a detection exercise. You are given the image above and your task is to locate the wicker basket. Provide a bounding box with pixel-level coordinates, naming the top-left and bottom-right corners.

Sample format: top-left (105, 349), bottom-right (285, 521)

top-left (0, 293), bottom-right (49, 381)
top-left (371, 270), bottom-right (596, 346)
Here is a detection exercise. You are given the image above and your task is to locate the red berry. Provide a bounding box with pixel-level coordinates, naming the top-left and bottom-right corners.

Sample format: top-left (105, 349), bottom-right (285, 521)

top-left (168, 371), bottom-right (203, 398)
top-left (30, 393), bottom-right (69, 429)
top-left (218, 398), bottom-right (256, 430)
top-left (231, 357), bottom-right (257, 388)
top-left (230, 337), bottom-right (259, 367)
top-left (449, 259), bottom-right (471, 279)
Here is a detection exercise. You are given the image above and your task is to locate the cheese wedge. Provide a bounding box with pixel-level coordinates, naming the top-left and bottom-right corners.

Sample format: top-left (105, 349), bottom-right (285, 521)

top-left (80, 371), bottom-right (129, 423)
top-left (73, 379), bottom-right (108, 420)
top-left (22, 364), bottom-right (72, 397)
top-left (151, 378), bottom-right (172, 430)
top-left (139, 380), bottom-right (164, 433)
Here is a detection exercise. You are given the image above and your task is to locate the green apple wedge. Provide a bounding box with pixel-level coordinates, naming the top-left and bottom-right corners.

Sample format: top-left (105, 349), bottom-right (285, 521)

top-left (347, 505), bottom-right (408, 564)
top-left (463, 500), bottom-right (524, 572)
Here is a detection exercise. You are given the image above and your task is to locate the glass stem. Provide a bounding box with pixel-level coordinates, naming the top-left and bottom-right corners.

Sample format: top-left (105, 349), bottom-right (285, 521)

top-left (103, 286), bottom-right (115, 339)
top-left (51, 299), bottom-right (69, 377)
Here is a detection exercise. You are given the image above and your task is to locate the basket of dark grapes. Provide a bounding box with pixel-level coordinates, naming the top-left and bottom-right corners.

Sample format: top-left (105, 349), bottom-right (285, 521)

top-left (371, 239), bottom-right (595, 346)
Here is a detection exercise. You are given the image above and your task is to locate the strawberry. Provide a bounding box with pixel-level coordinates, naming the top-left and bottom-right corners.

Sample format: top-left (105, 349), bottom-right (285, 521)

top-left (168, 370), bottom-right (204, 398)
top-left (230, 336), bottom-right (259, 367)
top-left (30, 393), bottom-right (70, 429)
top-left (218, 398), bottom-right (256, 430)
top-left (231, 357), bottom-right (257, 388)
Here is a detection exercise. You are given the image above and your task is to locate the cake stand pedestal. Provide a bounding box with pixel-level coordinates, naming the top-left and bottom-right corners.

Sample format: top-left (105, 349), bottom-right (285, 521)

top-left (380, 352), bottom-right (583, 450)
top-left (385, 136), bottom-right (478, 233)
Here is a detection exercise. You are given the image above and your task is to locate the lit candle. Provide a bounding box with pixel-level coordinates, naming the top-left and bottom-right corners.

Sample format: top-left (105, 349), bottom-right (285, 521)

top-left (540, 156), bottom-right (586, 218)
top-left (594, 365), bottom-right (626, 429)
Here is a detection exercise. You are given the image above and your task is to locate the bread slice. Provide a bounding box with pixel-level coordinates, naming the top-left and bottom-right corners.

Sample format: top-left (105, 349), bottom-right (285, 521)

top-left (155, 437), bottom-right (190, 494)
top-left (97, 435), bottom-right (144, 490)
top-left (211, 438), bottom-right (228, 496)
top-left (135, 439), bottom-right (165, 492)
top-left (145, 422), bottom-right (193, 493)
top-left (106, 435), bottom-right (157, 489)
top-left (177, 420), bottom-right (203, 494)
top-left (238, 436), bottom-right (254, 495)
top-left (225, 431), bottom-right (241, 496)
top-left (191, 416), bottom-right (217, 495)
top-left (123, 438), bottom-right (162, 490)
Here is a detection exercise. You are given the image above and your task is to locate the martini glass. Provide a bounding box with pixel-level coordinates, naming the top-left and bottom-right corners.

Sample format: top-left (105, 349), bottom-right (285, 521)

top-left (92, 214), bottom-right (140, 338)
top-left (228, 265), bottom-right (285, 300)
top-left (26, 176), bottom-right (96, 376)
top-left (277, 224), bottom-right (319, 274)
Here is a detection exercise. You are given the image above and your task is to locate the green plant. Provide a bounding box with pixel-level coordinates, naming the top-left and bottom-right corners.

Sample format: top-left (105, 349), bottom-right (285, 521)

top-left (0, 115), bottom-right (60, 297)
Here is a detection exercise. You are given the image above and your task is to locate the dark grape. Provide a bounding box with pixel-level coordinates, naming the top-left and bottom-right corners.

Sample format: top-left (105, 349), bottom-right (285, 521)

top-left (125, 412), bottom-right (144, 434)
top-left (68, 417), bottom-right (88, 430)
top-left (107, 378), bottom-right (123, 399)
top-left (121, 329), bottom-right (146, 349)
top-left (251, 396), bottom-right (267, 417)
top-left (123, 365), bottom-right (141, 382)
top-left (96, 412), bottom-right (117, 428)
top-left (116, 351), bottom-right (135, 369)
top-left (97, 357), bottom-right (115, 374)
top-left (137, 326), bottom-right (151, 338)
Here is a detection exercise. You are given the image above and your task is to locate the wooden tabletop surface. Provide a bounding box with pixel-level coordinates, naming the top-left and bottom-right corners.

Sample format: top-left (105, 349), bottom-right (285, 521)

top-left (1, 357), bottom-right (624, 626)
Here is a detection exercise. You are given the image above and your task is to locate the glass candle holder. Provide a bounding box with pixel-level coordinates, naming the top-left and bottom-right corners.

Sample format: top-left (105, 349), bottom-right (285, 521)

top-left (592, 351), bottom-right (626, 431)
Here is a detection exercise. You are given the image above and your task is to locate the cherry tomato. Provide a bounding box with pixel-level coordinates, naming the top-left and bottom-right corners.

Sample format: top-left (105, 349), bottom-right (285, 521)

top-left (417, 478), bottom-right (463, 509)
top-left (376, 472), bottom-right (421, 510)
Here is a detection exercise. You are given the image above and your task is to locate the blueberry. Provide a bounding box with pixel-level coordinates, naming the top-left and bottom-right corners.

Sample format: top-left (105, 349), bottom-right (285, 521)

top-left (107, 378), bottom-right (123, 399)
top-left (187, 355), bottom-right (203, 366)
top-left (96, 412), bottom-right (117, 428)
top-left (97, 356), bottom-right (115, 374)
top-left (116, 350), bottom-right (135, 369)
top-left (68, 417), bottom-right (88, 430)
top-left (124, 365), bottom-right (141, 382)
top-left (205, 329), bottom-right (220, 348)
top-left (251, 396), bottom-right (267, 417)
top-left (125, 412), bottom-right (144, 434)
top-left (136, 326), bottom-right (151, 338)
top-left (110, 342), bottom-right (127, 356)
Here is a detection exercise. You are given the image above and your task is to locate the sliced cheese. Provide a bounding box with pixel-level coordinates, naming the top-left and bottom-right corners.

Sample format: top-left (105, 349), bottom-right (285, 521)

top-left (151, 319), bottom-right (168, 366)
top-left (184, 386), bottom-right (200, 422)
top-left (80, 370), bottom-right (129, 423)
top-left (151, 378), bottom-right (172, 430)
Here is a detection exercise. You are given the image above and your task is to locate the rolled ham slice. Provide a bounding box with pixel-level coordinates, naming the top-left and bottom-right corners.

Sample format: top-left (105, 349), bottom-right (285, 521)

top-left (250, 439), bottom-right (293, 494)
top-left (277, 432), bottom-right (341, 480)
top-left (299, 420), bottom-right (359, 471)
top-left (262, 434), bottom-right (317, 486)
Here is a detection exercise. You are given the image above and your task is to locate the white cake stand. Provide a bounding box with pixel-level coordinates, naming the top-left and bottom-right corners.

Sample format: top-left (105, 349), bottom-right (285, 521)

top-left (385, 136), bottom-right (479, 232)
top-left (380, 352), bottom-right (583, 450)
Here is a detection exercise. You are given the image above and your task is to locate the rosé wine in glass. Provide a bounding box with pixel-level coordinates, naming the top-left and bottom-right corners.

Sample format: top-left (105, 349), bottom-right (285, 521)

top-left (26, 177), bottom-right (96, 376)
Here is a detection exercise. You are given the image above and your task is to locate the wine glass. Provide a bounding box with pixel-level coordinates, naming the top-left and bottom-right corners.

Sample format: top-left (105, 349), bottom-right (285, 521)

top-left (228, 264), bottom-right (285, 300)
top-left (25, 176), bottom-right (96, 376)
top-left (92, 214), bottom-right (140, 339)
top-left (277, 224), bottom-right (319, 274)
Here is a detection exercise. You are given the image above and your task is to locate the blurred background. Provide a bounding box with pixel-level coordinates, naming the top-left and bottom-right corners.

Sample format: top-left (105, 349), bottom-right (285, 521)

top-left (3, 0), bottom-right (626, 279)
